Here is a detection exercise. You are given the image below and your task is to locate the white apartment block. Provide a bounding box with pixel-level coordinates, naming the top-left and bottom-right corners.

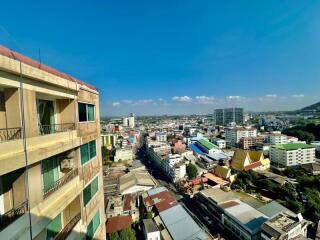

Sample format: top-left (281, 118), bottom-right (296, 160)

top-left (155, 132), bottom-right (167, 142)
top-left (225, 127), bottom-right (257, 146)
top-left (213, 138), bottom-right (226, 149)
top-left (270, 143), bottom-right (316, 169)
top-left (163, 154), bottom-right (186, 182)
top-left (266, 134), bottom-right (288, 145)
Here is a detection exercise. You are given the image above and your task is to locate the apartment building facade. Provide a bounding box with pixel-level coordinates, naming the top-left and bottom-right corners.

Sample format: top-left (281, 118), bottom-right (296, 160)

top-left (270, 143), bottom-right (316, 169)
top-left (225, 127), bottom-right (257, 147)
top-left (0, 46), bottom-right (106, 239)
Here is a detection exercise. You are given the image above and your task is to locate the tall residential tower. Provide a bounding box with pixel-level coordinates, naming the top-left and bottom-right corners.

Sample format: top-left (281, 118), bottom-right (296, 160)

top-left (0, 46), bottom-right (106, 240)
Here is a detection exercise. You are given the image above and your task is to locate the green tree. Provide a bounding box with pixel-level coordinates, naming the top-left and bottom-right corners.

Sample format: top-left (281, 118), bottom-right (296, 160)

top-left (118, 228), bottom-right (136, 240)
top-left (107, 232), bottom-right (119, 240)
top-left (186, 163), bottom-right (198, 179)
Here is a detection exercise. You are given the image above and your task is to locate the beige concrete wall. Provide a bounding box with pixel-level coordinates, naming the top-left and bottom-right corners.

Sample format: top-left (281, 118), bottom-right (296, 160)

top-left (4, 88), bottom-right (21, 128)
top-left (27, 163), bottom-right (43, 209)
top-left (0, 91), bottom-right (6, 129)
top-left (57, 98), bottom-right (76, 124)
top-left (63, 196), bottom-right (81, 225)
top-left (12, 171), bottom-right (27, 207)
top-left (23, 88), bottom-right (38, 138)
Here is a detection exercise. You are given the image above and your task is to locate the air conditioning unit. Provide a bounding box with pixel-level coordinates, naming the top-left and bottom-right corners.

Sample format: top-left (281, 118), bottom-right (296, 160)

top-left (60, 158), bottom-right (75, 171)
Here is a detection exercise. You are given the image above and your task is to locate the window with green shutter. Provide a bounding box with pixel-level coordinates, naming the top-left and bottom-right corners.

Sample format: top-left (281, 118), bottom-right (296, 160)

top-left (46, 213), bottom-right (62, 239)
top-left (81, 143), bottom-right (90, 164)
top-left (81, 140), bottom-right (96, 165)
top-left (87, 104), bottom-right (95, 121)
top-left (83, 176), bottom-right (99, 206)
top-left (42, 156), bottom-right (59, 193)
top-left (89, 140), bottom-right (96, 158)
top-left (86, 210), bottom-right (100, 240)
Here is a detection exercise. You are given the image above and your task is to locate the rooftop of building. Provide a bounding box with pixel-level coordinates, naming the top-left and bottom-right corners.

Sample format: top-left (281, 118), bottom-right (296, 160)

top-left (196, 139), bottom-right (219, 150)
top-left (159, 204), bottom-right (208, 240)
top-left (220, 199), bottom-right (268, 233)
top-left (119, 170), bottom-right (157, 193)
top-left (261, 212), bottom-right (305, 238)
top-left (143, 219), bottom-right (159, 233)
top-left (106, 215), bottom-right (133, 234)
top-left (0, 45), bottom-right (97, 91)
top-left (231, 149), bottom-right (264, 171)
top-left (272, 143), bottom-right (315, 151)
top-left (257, 201), bottom-right (293, 218)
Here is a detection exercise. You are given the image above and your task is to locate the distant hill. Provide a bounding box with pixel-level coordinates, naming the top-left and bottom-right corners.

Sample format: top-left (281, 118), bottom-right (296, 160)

top-left (289, 101), bottom-right (320, 116)
top-left (299, 101), bottom-right (320, 112)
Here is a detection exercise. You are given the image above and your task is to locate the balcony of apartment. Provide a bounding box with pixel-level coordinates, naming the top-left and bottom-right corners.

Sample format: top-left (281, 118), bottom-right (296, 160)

top-left (0, 168), bottom-right (29, 238)
top-left (29, 153), bottom-right (83, 237)
top-left (41, 150), bottom-right (79, 200)
top-left (0, 87), bottom-right (25, 176)
top-left (33, 196), bottom-right (82, 240)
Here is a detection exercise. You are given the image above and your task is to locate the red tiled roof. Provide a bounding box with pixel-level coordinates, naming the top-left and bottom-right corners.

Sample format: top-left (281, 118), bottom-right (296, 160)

top-left (123, 194), bottom-right (132, 211)
top-left (106, 216), bottom-right (132, 234)
top-left (244, 161), bottom-right (262, 171)
top-left (0, 45), bottom-right (97, 91)
top-left (149, 191), bottom-right (178, 213)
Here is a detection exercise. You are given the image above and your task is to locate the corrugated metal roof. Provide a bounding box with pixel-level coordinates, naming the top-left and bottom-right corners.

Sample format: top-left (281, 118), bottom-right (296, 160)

top-left (159, 205), bottom-right (208, 240)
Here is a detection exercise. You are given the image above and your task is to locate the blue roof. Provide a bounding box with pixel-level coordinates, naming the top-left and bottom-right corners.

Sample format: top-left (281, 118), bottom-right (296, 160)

top-left (159, 205), bottom-right (208, 240)
top-left (147, 187), bottom-right (168, 196)
top-left (190, 143), bottom-right (205, 155)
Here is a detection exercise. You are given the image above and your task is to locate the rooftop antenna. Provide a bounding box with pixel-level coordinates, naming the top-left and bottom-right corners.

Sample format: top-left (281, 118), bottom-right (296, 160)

top-left (38, 48), bottom-right (42, 66)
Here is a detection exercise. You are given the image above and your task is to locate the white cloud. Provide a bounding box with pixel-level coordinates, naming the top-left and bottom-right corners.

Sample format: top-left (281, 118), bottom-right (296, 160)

top-left (132, 99), bottom-right (154, 105)
top-left (291, 94), bottom-right (304, 98)
top-left (123, 100), bottom-right (133, 104)
top-left (226, 95), bottom-right (243, 100)
top-left (265, 94), bottom-right (277, 98)
top-left (195, 96), bottom-right (215, 104)
top-left (112, 102), bottom-right (121, 107)
top-left (172, 96), bottom-right (192, 103)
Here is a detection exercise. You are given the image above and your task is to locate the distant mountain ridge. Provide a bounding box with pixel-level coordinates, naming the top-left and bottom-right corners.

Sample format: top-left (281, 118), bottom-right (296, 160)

top-left (299, 101), bottom-right (320, 112)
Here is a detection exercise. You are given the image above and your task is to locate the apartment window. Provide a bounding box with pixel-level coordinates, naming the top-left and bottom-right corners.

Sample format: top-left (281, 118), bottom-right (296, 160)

top-left (42, 156), bottom-right (59, 193)
top-left (86, 210), bottom-right (100, 240)
top-left (78, 102), bottom-right (95, 122)
top-left (83, 176), bottom-right (99, 206)
top-left (80, 140), bottom-right (97, 165)
top-left (46, 213), bottom-right (62, 239)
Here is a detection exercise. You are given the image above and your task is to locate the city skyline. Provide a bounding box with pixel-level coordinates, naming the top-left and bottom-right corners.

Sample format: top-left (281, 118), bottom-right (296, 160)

top-left (1, 1), bottom-right (320, 116)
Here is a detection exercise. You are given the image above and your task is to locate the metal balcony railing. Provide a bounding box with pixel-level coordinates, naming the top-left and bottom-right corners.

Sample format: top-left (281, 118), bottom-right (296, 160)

top-left (55, 212), bottom-right (81, 240)
top-left (0, 201), bottom-right (28, 231)
top-left (43, 168), bottom-right (78, 199)
top-left (38, 123), bottom-right (75, 135)
top-left (0, 127), bottom-right (22, 142)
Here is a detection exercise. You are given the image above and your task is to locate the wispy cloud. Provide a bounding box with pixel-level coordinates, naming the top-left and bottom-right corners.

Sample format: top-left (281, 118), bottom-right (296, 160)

top-left (265, 94), bottom-right (277, 98)
top-left (172, 96), bottom-right (192, 103)
top-left (112, 102), bottom-right (121, 107)
top-left (132, 99), bottom-right (153, 105)
top-left (122, 100), bottom-right (133, 104)
top-left (195, 96), bottom-right (215, 104)
top-left (291, 94), bottom-right (304, 98)
top-left (226, 95), bottom-right (244, 101)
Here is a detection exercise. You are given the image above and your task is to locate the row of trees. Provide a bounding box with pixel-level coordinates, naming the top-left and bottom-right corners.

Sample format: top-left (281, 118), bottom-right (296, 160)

top-left (283, 123), bottom-right (320, 143)
top-left (232, 169), bottom-right (320, 223)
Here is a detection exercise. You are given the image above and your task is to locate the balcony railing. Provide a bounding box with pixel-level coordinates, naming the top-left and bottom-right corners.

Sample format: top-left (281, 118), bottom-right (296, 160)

top-left (38, 123), bottom-right (75, 135)
top-left (43, 168), bottom-right (78, 199)
top-left (0, 127), bottom-right (22, 142)
top-left (55, 213), bottom-right (81, 240)
top-left (0, 201), bottom-right (28, 231)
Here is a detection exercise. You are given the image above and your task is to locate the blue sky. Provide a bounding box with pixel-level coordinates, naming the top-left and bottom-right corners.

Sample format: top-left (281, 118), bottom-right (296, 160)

top-left (1, 1), bottom-right (320, 116)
